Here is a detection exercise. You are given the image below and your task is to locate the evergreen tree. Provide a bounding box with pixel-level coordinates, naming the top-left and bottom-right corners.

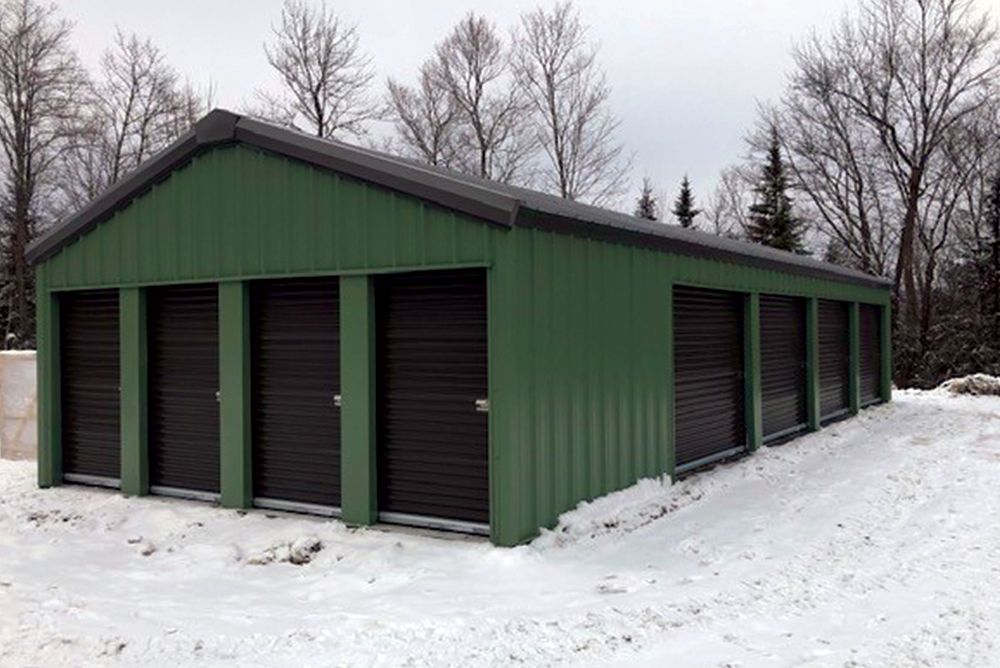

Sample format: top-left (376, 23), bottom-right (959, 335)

top-left (746, 128), bottom-right (806, 252)
top-left (634, 177), bottom-right (659, 221)
top-left (671, 175), bottom-right (701, 228)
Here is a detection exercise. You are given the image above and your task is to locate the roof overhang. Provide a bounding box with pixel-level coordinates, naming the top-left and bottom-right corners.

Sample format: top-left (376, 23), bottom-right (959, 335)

top-left (26, 110), bottom-right (520, 265)
top-left (27, 109), bottom-right (891, 291)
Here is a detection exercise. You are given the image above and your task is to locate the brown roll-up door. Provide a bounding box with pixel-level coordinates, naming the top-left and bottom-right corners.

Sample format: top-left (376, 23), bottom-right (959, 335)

top-left (251, 278), bottom-right (340, 508)
top-left (818, 299), bottom-right (850, 421)
top-left (60, 290), bottom-right (120, 482)
top-left (760, 295), bottom-right (808, 442)
top-left (376, 269), bottom-right (488, 526)
top-left (674, 286), bottom-right (745, 470)
top-left (859, 304), bottom-right (881, 406)
top-left (148, 284), bottom-right (219, 493)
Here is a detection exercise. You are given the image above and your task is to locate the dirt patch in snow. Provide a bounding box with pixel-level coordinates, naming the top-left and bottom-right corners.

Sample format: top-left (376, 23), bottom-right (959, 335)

top-left (244, 536), bottom-right (324, 566)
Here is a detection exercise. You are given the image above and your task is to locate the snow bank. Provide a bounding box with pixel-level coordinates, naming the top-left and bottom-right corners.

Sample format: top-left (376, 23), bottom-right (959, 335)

top-left (938, 373), bottom-right (1000, 396)
top-left (3, 392), bottom-right (1000, 667)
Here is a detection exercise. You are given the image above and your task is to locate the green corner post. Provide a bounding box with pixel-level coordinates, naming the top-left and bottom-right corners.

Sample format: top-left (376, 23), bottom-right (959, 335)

top-left (119, 287), bottom-right (149, 496)
top-left (664, 282), bottom-right (677, 479)
top-left (36, 286), bottom-right (61, 488)
top-left (340, 275), bottom-right (377, 525)
top-left (880, 302), bottom-right (893, 402)
top-left (218, 281), bottom-right (252, 508)
top-left (744, 292), bottom-right (763, 451)
top-left (848, 302), bottom-right (861, 414)
top-left (805, 297), bottom-right (821, 431)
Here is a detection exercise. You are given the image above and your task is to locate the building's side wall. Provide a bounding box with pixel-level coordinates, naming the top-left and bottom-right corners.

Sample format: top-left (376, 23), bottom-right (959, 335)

top-left (35, 143), bottom-right (892, 547)
top-left (488, 223), bottom-right (890, 545)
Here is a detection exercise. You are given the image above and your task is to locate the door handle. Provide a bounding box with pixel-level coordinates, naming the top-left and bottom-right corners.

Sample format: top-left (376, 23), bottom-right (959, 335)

top-left (475, 398), bottom-right (489, 413)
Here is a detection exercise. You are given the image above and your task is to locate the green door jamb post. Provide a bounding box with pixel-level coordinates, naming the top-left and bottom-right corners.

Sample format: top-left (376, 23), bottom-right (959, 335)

top-left (880, 302), bottom-right (893, 402)
top-left (120, 288), bottom-right (148, 496)
top-left (37, 288), bottom-right (61, 488)
top-left (805, 297), bottom-right (821, 431)
top-left (744, 292), bottom-right (763, 451)
top-left (665, 281), bottom-right (676, 479)
top-left (219, 281), bottom-right (252, 508)
top-left (340, 275), bottom-right (377, 525)
top-left (848, 302), bottom-right (861, 414)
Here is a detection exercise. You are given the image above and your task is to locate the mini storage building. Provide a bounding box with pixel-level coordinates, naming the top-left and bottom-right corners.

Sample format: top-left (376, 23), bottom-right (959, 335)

top-left (29, 110), bottom-right (892, 546)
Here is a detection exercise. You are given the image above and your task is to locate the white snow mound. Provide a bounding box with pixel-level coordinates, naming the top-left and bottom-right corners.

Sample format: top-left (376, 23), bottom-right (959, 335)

top-left (938, 373), bottom-right (1000, 396)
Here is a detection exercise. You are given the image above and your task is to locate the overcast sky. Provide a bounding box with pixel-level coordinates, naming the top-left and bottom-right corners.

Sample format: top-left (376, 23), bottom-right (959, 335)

top-left (58, 0), bottom-right (995, 207)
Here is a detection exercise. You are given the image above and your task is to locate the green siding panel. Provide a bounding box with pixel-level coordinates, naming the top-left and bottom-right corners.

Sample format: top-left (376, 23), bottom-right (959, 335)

top-left (806, 297), bottom-right (822, 432)
top-left (849, 302), bottom-right (861, 414)
top-left (218, 281), bottom-right (252, 509)
top-left (36, 269), bottom-right (60, 487)
top-left (36, 143), bottom-right (892, 544)
top-left (340, 275), bottom-right (377, 526)
top-left (119, 287), bottom-right (148, 496)
top-left (745, 293), bottom-right (763, 451)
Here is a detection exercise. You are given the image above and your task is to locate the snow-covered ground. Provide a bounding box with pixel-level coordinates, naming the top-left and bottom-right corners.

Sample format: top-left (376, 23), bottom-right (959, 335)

top-left (2, 389), bottom-right (1000, 667)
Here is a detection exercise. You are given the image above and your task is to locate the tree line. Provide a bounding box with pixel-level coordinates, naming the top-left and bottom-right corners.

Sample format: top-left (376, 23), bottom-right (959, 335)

top-left (637, 0), bottom-right (1000, 388)
top-left (0, 0), bottom-right (996, 389)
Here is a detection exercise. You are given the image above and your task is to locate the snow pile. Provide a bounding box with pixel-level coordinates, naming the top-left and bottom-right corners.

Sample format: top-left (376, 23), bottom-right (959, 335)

top-left (535, 476), bottom-right (703, 548)
top-left (938, 373), bottom-right (1000, 396)
top-left (3, 391), bottom-right (1000, 667)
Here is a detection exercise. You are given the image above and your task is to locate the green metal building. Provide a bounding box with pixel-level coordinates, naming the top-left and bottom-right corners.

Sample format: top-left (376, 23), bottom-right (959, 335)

top-left (29, 110), bottom-right (892, 547)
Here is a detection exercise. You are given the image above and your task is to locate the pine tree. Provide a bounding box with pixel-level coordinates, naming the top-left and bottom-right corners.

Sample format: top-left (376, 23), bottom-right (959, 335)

top-left (746, 128), bottom-right (806, 252)
top-left (671, 175), bottom-right (701, 228)
top-left (634, 177), bottom-right (659, 221)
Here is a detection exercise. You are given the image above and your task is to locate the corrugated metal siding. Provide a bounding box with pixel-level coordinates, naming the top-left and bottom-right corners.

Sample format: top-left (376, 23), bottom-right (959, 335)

top-left (760, 295), bottom-right (807, 440)
top-left (148, 284), bottom-right (220, 492)
top-left (251, 278), bottom-right (340, 507)
top-left (60, 290), bottom-right (120, 480)
top-left (673, 286), bottom-right (745, 467)
top-left (818, 299), bottom-right (850, 419)
top-left (859, 304), bottom-right (881, 405)
top-left (42, 146), bottom-right (494, 289)
top-left (376, 269), bottom-right (488, 524)
top-left (490, 230), bottom-right (673, 543)
top-left (35, 144), bottom-right (894, 547)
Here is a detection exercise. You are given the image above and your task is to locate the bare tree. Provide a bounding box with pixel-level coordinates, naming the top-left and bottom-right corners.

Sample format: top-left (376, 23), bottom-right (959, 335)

top-left (58, 30), bottom-right (212, 213)
top-left (512, 1), bottom-right (629, 206)
top-left (783, 0), bottom-right (1000, 331)
top-left (259, 0), bottom-right (378, 139)
top-left (0, 0), bottom-right (85, 346)
top-left (386, 63), bottom-right (460, 167)
top-left (704, 164), bottom-right (753, 238)
top-left (431, 13), bottom-right (531, 183)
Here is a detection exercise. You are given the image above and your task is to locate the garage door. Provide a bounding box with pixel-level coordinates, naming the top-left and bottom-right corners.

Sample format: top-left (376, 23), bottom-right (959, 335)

top-left (60, 290), bottom-right (120, 484)
top-left (760, 295), bottom-right (808, 442)
top-left (818, 299), bottom-right (850, 421)
top-left (376, 269), bottom-right (488, 530)
top-left (859, 304), bottom-right (882, 406)
top-left (251, 278), bottom-right (340, 510)
top-left (674, 286), bottom-right (745, 470)
top-left (148, 284), bottom-right (219, 495)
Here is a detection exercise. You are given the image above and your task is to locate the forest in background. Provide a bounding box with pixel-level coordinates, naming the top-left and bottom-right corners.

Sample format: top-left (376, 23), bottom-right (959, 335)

top-left (0, 0), bottom-right (996, 388)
